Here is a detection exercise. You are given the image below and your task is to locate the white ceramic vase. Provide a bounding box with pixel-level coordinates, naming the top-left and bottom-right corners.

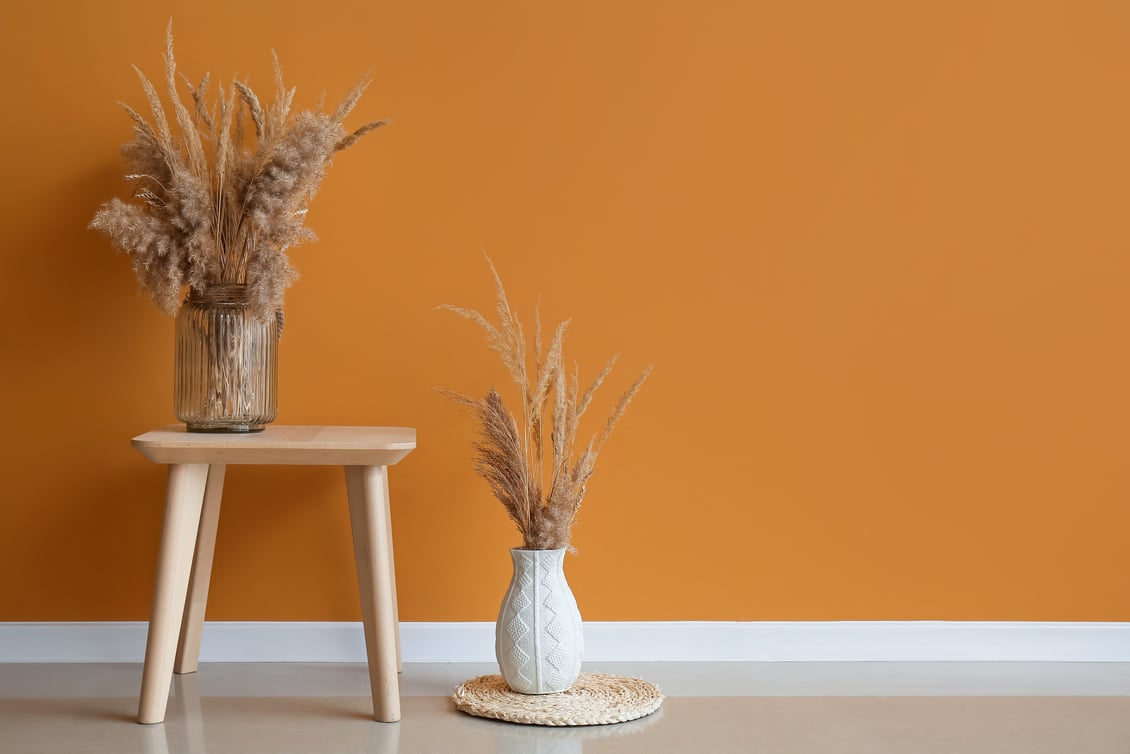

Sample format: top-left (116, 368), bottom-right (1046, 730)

top-left (495, 548), bottom-right (583, 694)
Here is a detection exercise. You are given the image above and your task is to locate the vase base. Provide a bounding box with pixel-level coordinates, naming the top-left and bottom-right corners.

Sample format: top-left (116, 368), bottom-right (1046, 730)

top-left (185, 424), bottom-right (266, 433)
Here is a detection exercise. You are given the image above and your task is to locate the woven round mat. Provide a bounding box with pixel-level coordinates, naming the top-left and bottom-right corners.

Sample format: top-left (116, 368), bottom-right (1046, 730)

top-left (452, 672), bottom-right (663, 727)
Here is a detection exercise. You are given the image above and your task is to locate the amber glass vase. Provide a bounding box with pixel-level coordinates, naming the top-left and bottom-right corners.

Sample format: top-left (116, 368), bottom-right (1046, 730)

top-left (174, 285), bottom-right (278, 432)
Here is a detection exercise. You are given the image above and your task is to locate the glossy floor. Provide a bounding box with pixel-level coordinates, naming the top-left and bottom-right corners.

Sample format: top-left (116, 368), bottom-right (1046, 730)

top-left (1, 662), bottom-right (1129, 753)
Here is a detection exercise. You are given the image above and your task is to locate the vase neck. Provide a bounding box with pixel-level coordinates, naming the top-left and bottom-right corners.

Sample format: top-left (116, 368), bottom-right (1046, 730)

top-left (186, 284), bottom-right (251, 305)
top-left (509, 548), bottom-right (566, 569)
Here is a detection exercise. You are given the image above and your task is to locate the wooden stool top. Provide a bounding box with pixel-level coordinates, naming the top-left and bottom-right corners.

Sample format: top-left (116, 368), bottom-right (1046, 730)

top-left (132, 425), bottom-right (416, 466)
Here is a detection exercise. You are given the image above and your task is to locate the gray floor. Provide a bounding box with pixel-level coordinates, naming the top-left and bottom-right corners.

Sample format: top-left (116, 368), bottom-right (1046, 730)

top-left (1, 662), bottom-right (1129, 752)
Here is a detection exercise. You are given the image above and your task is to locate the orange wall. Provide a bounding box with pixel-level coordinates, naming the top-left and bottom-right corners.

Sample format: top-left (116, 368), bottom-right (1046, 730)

top-left (1, 0), bottom-right (1129, 622)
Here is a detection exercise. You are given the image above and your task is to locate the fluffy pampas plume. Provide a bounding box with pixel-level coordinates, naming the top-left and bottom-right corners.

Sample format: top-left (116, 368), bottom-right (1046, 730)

top-left (90, 22), bottom-right (387, 319)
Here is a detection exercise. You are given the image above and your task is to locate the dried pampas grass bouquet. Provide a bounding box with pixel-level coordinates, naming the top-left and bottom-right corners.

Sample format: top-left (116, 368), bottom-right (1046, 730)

top-left (90, 22), bottom-right (387, 320)
top-left (441, 257), bottom-right (652, 551)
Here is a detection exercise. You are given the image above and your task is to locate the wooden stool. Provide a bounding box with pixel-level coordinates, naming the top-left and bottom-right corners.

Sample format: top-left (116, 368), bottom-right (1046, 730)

top-left (131, 425), bottom-right (416, 725)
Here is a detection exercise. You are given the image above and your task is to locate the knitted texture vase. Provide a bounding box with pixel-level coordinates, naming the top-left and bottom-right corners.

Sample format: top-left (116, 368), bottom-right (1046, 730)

top-left (496, 548), bottom-right (583, 694)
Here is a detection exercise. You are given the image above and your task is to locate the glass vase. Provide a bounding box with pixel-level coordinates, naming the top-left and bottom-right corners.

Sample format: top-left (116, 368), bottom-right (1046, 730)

top-left (174, 285), bottom-right (278, 432)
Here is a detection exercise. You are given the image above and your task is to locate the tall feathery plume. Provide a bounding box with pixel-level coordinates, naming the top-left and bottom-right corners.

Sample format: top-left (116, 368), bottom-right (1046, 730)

top-left (441, 257), bottom-right (651, 551)
top-left (163, 21), bottom-right (207, 181)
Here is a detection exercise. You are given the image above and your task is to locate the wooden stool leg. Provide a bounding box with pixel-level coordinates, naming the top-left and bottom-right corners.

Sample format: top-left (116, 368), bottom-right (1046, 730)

top-left (345, 465), bottom-right (400, 723)
top-left (139, 463), bottom-right (209, 724)
top-left (175, 464), bottom-right (226, 674)
top-left (380, 469), bottom-right (402, 673)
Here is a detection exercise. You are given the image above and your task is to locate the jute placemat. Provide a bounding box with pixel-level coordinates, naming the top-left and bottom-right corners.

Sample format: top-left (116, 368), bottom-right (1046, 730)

top-left (452, 672), bottom-right (663, 727)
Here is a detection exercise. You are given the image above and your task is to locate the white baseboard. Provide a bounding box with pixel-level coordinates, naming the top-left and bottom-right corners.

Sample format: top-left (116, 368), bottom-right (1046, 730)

top-left (1, 621), bottom-right (1128, 663)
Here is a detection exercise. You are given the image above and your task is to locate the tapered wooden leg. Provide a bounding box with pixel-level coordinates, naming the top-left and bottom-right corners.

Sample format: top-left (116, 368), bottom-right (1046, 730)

top-left (138, 463), bottom-right (209, 725)
top-left (175, 464), bottom-right (226, 674)
top-left (380, 469), bottom-right (402, 673)
top-left (345, 465), bottom-right (400, 723)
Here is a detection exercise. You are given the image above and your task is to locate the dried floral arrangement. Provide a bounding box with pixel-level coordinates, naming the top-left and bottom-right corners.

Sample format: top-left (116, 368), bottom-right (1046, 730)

top-left (442, 259), bottom-right (652, 550)
top-left (90, 24), bottom-right (386, 319)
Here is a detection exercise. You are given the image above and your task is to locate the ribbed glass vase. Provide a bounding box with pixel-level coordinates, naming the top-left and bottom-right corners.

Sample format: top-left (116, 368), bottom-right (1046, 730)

top-left (174, 284), bottom-right (278, 433)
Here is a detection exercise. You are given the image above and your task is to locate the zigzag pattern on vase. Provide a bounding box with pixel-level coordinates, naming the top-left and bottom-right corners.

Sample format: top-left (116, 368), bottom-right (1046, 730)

top-left (504, 559), bottom-right (535, 690)
top-left (539, 561), bottom-right (571, 688)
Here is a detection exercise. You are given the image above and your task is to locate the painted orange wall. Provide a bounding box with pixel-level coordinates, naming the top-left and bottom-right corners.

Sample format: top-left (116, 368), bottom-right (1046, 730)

top-left (1, 0), bottom-right (1128, 622)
